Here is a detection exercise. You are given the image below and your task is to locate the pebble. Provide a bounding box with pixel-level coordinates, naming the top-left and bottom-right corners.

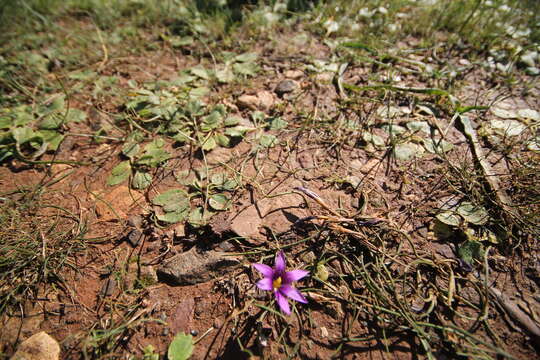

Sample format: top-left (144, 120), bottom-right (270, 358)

top-left (127, 228), bottom-right (143, 247)
top-left (12, 332), bottom-right (60, 360)
top-left (275, 79), bottom-right (298, 95)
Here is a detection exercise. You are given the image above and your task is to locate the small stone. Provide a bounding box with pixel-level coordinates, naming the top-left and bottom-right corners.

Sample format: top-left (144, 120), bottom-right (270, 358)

top-left (11, 332), bottom-right (60, 360)
top-left (213, 318), bottom-right (223, 329)
top-left (127, 229), bottom-right (143, 247)
top-left (284, 70), bottom-right (303, 79)
top-left (170, 298), bottom-right (195, 334)
top-left (256, 90), bottom-right (274, 110)
top-left (230, 205), bottom-right (263, 239)
top-left (174, 223), bottom-right (186, 238)
top-left (275, 80), bottom-right (298, 95)
top-left (320, 327), bottom-right (329, 338)
top-left (237, 94), bottom-right (259, 110)
top-left (217, 241), bottom-right (234, 252)
top-left (100, 278), bottom-right (117, 297)
top-left (127, 215), bottom-right (143, 229)
top-left (157, 248), bottom-right (240, 285)
top-left (140, 266), bottom-right (158, 284)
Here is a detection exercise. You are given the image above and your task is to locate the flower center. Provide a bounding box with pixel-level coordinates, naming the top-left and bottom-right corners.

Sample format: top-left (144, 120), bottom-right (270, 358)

top-left (272, 276), bottom-right (282, 289)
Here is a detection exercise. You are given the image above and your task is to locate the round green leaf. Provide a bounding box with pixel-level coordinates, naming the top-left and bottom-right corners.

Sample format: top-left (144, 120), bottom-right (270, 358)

top-left (132, 171), bottom-right (152, 189)
top-left (208, 193), bottom-right (230, 211)
top-left (168, 332), bottom-right (194, 360)
top-left (435, 210), bottom-right (460, 226)
top-left (457, 202), bottom-right (489, 225)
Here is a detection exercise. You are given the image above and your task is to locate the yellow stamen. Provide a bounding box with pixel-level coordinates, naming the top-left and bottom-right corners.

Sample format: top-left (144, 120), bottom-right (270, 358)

top-left (272, 277), bottom-right (282, 289)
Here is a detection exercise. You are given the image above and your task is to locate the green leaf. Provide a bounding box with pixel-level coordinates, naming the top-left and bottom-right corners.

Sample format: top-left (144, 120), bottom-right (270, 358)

top-left (38, 115), bottom-right (64, 130)
top-left (266, 117), bottom-right (288, 130)
top-left (381, 124), bottom-right (406, 136)
top-left (214, 133), bottom-right (231, 147)
top-left (107, 161), bottom-right (131, 186)
top-left (208, 193), bottom-right (230, 211)
top-left (259, 134), bottom-right (277, 148)
top-left (137, 139), bottom-right (171, 167)
top-left (224, 126), bottom-right (250, 138)
top-left (215, 68), bottom-right (235, 83)
top-left (393, 142), bottom-right (424, 161)
top-left (167, 332), bottom-right (193, 360)
top-left (458, 240), bottom-right (484, 265)
top-left (234, 52), bottom-right (258, 63)
top-left (188, 207), bottom-right (206, 228)
top-left (189, 87), bottom-right (210, 98)
top-left (190, 66), bottom-right (211, 80)
top-left (233, 62), bottom-right (258, 76)
top-left (0, 116), bottom-right (13, 129)
top-left (406, 121), bottom-right (431, 134)
top-left (362, 132), bottom-right (385, 148)
top-left (157, 209), bottom-right (188, 224)
top-left (224, 116), bottom-right (241, 127)
top-left (66, 108), bottom-right (87, 123)
top-left (132, 171), bottom-right (152, 189)
top-left (172, 130), bottom-right (193, 144)
top-left (201, 111), bottom-right (222, 132)
top-left (12, 127), bottom-right (38, 144)
top-left (152, 189), bottom-right (190, 213)
top-left (200, 136), bottom-right (217, 151)
top-left (456, 202), bottom-right (489, 225)
top-left (122, 142), bottom-right (140, 159)
top-left (38, 130), bottom-right (64, 151)
top-left (211, 173), bottom-right (238, 191)
top-left (423, 138), bottom-right (454, 154)
top-left (435, 210), bottom-right (460, 227)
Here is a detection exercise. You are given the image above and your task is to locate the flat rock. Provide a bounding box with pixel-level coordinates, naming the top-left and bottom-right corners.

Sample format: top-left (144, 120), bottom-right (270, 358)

top-left (284, 70), bottom-right (304, 79)
top-left (157, 248), bottom-right (240, 285)
top-left (237, 94), bottom-right (259, 110)
top-left (237, 92), bottom-right (274, 110)
top-left (275, 79), bottom-right (298, 95)
top-left (11, 332), bottom-right (60, 360)
top-left (230, 205), bottom-right (263, 239)
top-left (170, 298), bottom-right (195, 334)
top-left (256, 90), bottom-right (274, 110)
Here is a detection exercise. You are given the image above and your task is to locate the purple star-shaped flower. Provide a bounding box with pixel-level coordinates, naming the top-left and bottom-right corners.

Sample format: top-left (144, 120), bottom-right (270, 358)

top-left (253, 251), bottom-right (309, 315)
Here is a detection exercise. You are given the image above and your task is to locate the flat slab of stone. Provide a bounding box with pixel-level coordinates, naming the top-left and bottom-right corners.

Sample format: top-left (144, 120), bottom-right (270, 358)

top-left (11, 332), bottom-right (60, 360)
top-left (157, 248), bottom-right (240, 286)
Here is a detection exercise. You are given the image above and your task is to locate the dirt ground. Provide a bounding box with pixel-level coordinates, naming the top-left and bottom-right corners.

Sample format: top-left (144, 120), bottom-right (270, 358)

top-left (1, 7), bottom-right (540, 360)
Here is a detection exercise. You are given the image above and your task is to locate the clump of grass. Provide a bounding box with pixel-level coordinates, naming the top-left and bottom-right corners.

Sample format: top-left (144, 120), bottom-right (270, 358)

top-left (0, 188), bottom-right (87, 316)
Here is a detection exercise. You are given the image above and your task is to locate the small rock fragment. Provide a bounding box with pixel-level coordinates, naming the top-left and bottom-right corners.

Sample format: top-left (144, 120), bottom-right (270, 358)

top-left (170, 298), bottom-right (195, 334)
top-left (11, 332), bottom-right (60, 360)
top-left (99, 278), bottom-right (117, 297)
top-left (157, 248), bottom-right (240, 285)
top-left (237, 94), bottom-right (259, 110)
top-left (127, 215), bottom-right (143, 229)
top-left (284, 70), bottom-right (304, 79)
top-left (275, 79), bottom-right (298, 95)
top-left (127, 228), bottom-right (143, 247)
top-left (257, 90), bottom-right (274, 110)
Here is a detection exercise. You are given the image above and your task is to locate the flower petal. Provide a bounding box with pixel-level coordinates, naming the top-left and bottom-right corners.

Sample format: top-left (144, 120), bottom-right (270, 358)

top-left (279, 284), bottom-right (308, 304)
top-left (256, 278), bottom-right (273, 291)
top-left (252, 263), bottom-right (274, 278)
top-left (275, 290), bottom-right (291, 315)
top-left (275, 251), bottom-right (286, 274)
top-left (283, 269), bottom-right (309, 284)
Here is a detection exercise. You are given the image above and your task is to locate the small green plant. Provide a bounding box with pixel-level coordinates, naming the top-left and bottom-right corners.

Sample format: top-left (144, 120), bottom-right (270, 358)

top-left (0, 97), bottom-right (86, 163)
top-left (167, 332), bottom-right (193, 360)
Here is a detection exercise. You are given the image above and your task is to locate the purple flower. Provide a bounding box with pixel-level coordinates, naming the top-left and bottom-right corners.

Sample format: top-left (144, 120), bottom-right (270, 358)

top-left (253, 251), bottom-right (309, 315)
